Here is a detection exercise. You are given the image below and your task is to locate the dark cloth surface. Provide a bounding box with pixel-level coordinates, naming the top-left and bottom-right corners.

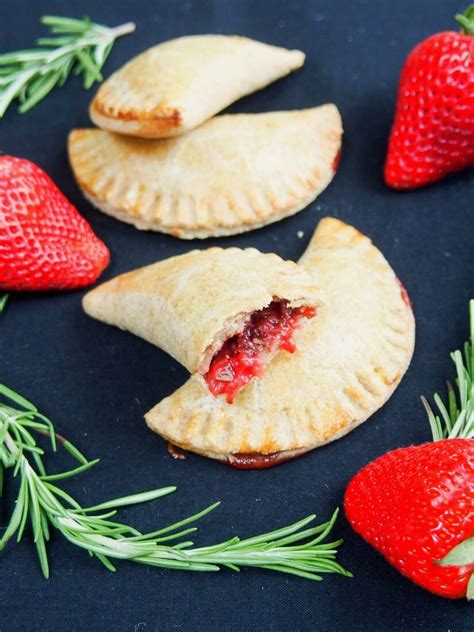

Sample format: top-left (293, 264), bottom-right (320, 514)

top-left (1, 0), bottom-right (473, 630)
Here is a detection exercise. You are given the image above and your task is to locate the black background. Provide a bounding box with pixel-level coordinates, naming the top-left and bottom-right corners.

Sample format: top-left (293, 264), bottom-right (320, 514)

top-left (1, 1), bottom-right (473, 630)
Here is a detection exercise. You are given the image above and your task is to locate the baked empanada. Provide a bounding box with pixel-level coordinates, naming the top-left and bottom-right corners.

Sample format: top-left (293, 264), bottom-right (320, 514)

top-left (145, 218), bottom-right (415, 466)
top-left (68, 105), bottom-right (342, 239)
top-left (83, 248), bottom-right (320, 401)
top-left (89, 35), bottom-right (305, 138)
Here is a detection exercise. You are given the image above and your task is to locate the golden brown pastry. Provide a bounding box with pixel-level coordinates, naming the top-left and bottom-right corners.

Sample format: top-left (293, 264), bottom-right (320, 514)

top-left (68, 105), bottom-right (342, 239)
top-left (89, 35), bottom-right (305, 138)
top-left (145, 218), bottom-right (415, 467)
top-left (83, 248), bottom-right (321, 400)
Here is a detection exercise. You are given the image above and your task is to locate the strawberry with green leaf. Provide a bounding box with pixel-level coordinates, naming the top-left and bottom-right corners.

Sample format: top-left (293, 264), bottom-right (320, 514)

top-left (345, 301), bottom-right (474, 599)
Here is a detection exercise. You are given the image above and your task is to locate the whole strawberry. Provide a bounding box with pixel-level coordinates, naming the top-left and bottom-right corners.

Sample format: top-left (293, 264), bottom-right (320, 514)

top-left (385, 5), bottom-right (474, 189)
top-left (345, 301), bottom-right (474, 599)
top-left (0, 156), bottom-right (109, 291)
top-left (345, 439), bottom-right (474, 599)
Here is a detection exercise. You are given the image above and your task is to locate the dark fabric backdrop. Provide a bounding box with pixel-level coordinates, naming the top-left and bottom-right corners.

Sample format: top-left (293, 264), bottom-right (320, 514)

top-left (1, 0), bottom-right (473, 630)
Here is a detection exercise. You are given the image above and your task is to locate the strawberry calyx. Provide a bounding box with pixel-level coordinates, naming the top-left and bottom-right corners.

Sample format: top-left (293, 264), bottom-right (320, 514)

top-left (437, 537), bottom-right (474, 600)
top-left (455, 3), bottom-right (474, 35)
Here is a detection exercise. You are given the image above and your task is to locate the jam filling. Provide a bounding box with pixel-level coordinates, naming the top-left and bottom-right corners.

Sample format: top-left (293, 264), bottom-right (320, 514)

top-left (397, 278), bottom-right (413, 310)
top-left (167, 442), bottom-right (187, 460)
top-left (332, 149), bottom-right (341, 173)
top-left (205, 301), bottom-right (316, 403)
top-left (227, 451), bottom-right (301, 469)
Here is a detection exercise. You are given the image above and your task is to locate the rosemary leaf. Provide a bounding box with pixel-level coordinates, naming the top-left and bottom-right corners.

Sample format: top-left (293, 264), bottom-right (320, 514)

top-left (78, 486), bottom-right (177, 513)
top-left (39, 459), bottom-right (100, 482)
top-left (423, 299), bottom-right (474, 440)
top-left (19, 69), bottom-right (63, 113)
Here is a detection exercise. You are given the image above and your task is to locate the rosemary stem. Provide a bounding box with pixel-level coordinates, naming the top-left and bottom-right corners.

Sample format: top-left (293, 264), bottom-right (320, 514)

top-left (3, 430), bottom-right (19, 459)
top-left (111, 22), bottom-right (136, 38)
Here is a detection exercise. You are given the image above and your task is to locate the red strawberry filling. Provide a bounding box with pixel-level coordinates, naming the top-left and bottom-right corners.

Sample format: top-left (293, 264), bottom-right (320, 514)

top-left (397, 278), bottom-right (413, 310)
top-left (227, 450), bottom-right (303, 469)
top-left (205, 301), bottom-right (315, 403)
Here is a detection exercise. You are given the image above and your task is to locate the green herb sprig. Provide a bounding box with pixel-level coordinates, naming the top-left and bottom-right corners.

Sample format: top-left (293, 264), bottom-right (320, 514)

top-left (422, 299), bottom-right (474, 441)
top-left (0, 384), bottom-right (351, 581)
top-left (0, 16), bottom-right (135, 118)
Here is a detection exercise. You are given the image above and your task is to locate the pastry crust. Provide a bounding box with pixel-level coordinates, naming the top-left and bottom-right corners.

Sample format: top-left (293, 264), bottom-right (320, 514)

top-left (89, 35), bottom-right (305, 138)
top-left (83, 248), bottom-right (321, 375)
top-left (145, 218), bottom-right (416, 463)
top-left (68, 105), bottom-right (342, 239)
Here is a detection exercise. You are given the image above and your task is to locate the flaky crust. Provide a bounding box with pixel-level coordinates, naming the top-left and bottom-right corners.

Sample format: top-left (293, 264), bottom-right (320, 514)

top-left (89, 35), bottom-right (305, 138)
top-left (83, 248), bottom-right (320, 374)
top-left (68, 105), bottom-right (342, 239)
top-left (145, 218), bottom-right (416, 462)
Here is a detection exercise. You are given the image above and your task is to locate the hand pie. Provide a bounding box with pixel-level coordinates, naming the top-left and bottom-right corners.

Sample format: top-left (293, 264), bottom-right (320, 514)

top-left (89, 35), bottom-right (305, 138)
top-left (68, 105), bottom-right (342, 239)
top-left (145, 218), bottom-right (415, 467)
top-left (83, 248), bottom-right (321, 401)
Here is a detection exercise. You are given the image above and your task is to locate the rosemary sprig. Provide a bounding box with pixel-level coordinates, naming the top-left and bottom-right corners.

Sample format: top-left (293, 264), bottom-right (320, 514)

top-left (0, 15), bottom-right (135, 117)
top-left (422, 299), bottom-right (474, 440)
top-left (0, 384), bottom-right (351, 581)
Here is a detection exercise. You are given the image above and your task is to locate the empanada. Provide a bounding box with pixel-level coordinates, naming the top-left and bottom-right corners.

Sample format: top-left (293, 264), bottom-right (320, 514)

top-left (83, 248), bottom-right (321, 401)
top-left (89, 35), bottom-right (305, 138)
top-left (68, 105), bottom-right (342, 239)
top-left (145, 218), bottom-right (415, 466)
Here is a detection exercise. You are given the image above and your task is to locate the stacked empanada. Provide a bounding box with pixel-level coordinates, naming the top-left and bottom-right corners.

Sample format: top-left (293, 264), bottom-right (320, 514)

top-left (69, 35), bottom-right (343, 238)
top-left (89, 35), bottom-right (306, 138)
top-left (84, 218), bottom-right (415, 467)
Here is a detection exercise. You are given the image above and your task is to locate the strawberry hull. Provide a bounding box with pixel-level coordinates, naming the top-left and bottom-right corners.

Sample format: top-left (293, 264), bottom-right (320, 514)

top-left (344, 438), bottom-right (474, 599)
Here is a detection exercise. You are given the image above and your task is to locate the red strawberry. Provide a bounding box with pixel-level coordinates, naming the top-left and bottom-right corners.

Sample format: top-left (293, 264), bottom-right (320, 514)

top-left (384, 5), bottom-right (474, 189)
top-left (344, 438), bottom-right (474, 599)
top-left (0, 156), bottom-right (109, 291)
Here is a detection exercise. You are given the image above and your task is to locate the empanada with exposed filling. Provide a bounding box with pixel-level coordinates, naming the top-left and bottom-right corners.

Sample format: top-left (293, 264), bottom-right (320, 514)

top-left (89, 35), bottom-right (305, 138)
top-left (83, 248), bottom-right (321, 401)
top-left (145, 218), bottom-right (415, 467)
top-left (68, 105), bottom-right (342, 239)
